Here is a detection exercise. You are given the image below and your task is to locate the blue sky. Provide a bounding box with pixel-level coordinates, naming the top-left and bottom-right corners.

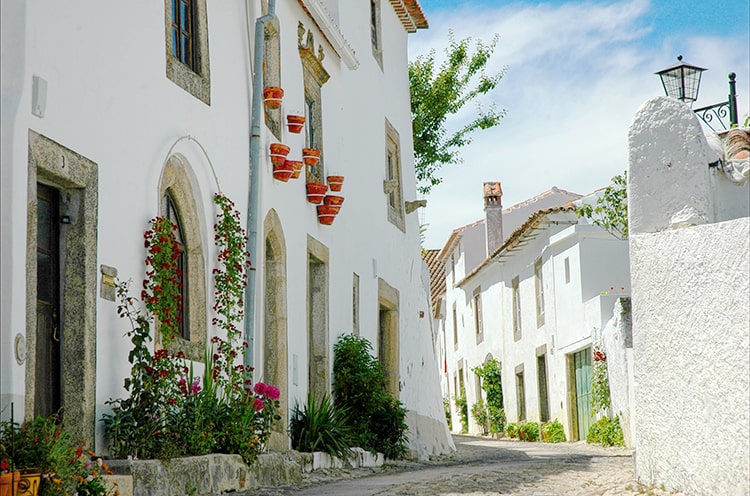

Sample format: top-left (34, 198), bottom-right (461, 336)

top-left (411, 0), bottom-right (750, 248)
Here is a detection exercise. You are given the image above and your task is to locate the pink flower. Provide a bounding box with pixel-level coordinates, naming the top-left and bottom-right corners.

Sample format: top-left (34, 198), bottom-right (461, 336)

top-left (253, 398), bottom-right (264, 412)
top-left (189, 378), bottom-right (202, 395)
top-left (253, 382), bottom-right (267, 396)
top-left (265, 385), bottom-right (280, 401)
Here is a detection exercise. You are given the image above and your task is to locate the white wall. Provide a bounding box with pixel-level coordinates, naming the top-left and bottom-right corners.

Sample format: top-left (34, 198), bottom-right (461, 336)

top-left (628, 96), bottom-right (750, 494)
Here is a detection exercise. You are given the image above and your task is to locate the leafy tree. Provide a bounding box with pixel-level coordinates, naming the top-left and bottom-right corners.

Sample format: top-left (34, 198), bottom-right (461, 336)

top-left (410, 32), bottom-right (506, 194)
top-left (576, 172), bottom-right (628, 239)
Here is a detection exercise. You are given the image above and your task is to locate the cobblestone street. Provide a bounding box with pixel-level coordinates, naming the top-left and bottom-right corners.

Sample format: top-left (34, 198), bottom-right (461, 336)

top-left (250, 435), bottom-right (683, 496)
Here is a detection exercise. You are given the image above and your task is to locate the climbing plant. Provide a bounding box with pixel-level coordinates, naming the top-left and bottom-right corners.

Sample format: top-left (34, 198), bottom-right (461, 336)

top-left (473, 359), bottom-right (505, 433)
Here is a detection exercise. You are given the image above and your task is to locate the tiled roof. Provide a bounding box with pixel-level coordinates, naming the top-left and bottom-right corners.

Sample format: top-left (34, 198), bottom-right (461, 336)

top-left (456, 204), bottom-right (578, 287)
top-left (422, 249), bottom-right (445, 316)
top-left (389, 0), bottom-right (429, 33)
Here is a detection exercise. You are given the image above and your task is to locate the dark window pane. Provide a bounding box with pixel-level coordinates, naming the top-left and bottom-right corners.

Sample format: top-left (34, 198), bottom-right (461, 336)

top-left (172, 0), bottom-right (177, 24)
top-left (181, 35), bottom-right (189, 64)
top-left (180, 1), bottom-right (188, 29)
top-left (172, 29), bottom-right (179, 57)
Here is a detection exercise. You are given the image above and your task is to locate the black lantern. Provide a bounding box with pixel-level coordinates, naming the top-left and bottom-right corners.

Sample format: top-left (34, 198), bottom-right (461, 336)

top-left (655, 55), bottom-right (706, 104)
top-left (656, 55), bottom-right (739, 132)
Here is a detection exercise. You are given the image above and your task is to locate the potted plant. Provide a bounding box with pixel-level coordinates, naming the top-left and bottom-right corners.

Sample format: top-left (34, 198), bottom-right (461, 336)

top-left (0, 451), bottom-right (19, 496)
top-left (263, 86), bottom-right (284, 109)
top-left (306, 182), bottom-right (328, 204)
top-left (272, 160), bottom-right (295, 182)
top-left (323, 195), bottom-right (344, 214)
top-left (302, 148), bottom-right (321, 167)
top-left (316, 205), bottom-right (339, 225)
top-left (287, 160), bottom-right (303, 179)
top-left (286, 113), bottom-right (305, 134)
top-left (269, 143), bottom-right (291, 166)
top-left (327, 175), bottom-right (344, 192)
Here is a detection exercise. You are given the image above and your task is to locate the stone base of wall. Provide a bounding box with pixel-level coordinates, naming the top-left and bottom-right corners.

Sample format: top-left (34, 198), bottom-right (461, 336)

top-left (107, 448), bottom-right (385, 496)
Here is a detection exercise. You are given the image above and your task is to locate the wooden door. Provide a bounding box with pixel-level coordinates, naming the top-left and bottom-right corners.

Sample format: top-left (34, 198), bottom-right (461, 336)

top-left (35, 183), bottom-right (62, 418)
top-left (573, 348), bottom-right (592, 440)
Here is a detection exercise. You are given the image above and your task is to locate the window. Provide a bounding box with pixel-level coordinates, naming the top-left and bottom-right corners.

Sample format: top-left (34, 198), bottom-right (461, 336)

top-left (512, 276), bottom-right (521, 341)
top-left (450, 256), bottom-right (455, 285)
top-left (165, 0), bottom-right (210, 104)
top-left (370, 0), bottom-right (383, 67)
top-left (164, 191), bottom-right (189, 340)
top-left (473, 287), bottom-right (483, 343)
top-left (564, 257), bottom-right (571, 284)
top-left (352, 272), bottom-right (360, 335)
top-left (535, 257), bottom-right (545, 327)
top-left (384, 120), bottom-right (405, 231)
top-left (452, 303), bottom-right (458, 349)
top-left (515, 366), bottom-right (526, 422)
top-left (263, 15), bottom-right (282, 138)
top-left (159, 156), bottom-right (208, 361)
top-left (299, 23), bottom-right (330, 182)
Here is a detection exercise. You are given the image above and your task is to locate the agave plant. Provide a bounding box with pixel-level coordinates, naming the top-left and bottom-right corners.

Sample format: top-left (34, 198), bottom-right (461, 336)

top-left (289, 394), bottom-right (353, 460)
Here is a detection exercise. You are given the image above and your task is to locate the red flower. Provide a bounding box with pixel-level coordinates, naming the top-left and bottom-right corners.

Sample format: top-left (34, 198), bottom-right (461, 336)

top-left (253, 398), bottom-right (264, 412)
top-left (253, 382), bottom-right (267, 396)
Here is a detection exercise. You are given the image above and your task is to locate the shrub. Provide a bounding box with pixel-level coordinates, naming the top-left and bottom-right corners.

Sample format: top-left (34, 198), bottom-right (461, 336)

top-left (473, 359), bottom-right (504, 433)
top-left (541, 419), bottom-right (566, 443)
top-left (487, 404), bottom-right (506, 434)
top-left (332, 334), bottom-right (408, 459)
top-left (442, 396), bottom-right (452, 431)
top-left (586, 416), bottom-right (625, 447)
top-left (290, 394), bottom-right (353, 460)
top-left (454, 394), bottom-right (469, 433)
top-left (505, 422), bottom-right (521, 439)
top-left (470, 400), bottom-right (489, 434)
top-left (519, 421), bottom-right (539, 442)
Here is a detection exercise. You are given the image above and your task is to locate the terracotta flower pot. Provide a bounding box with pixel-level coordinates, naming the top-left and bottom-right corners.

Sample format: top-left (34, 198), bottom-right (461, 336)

top-left (317, 204), bottom-right (339, 225)
top-left (287, 160), bottom-right (304, 179)
top-left (269, 143), bottom-right (290, 166)
top-left (306, 182), bottom-right (328, 204)
top-left (263, 86), bottom-right (284, 109)
top-left (0, 472), bottom-right (20, 496)
top-left (302, 148), bottom-right (322, 166)
top-left (327, 175), bottom-right (344, 192)
top-left (286, 114), bottom-right (306, 134)
top-left (324, 194), bottom-right (344, 206)
top-left (272, 160), bottom-right (295, 182)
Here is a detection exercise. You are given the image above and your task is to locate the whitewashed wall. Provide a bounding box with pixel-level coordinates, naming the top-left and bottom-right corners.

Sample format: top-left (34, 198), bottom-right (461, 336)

top-left (628, 97), bottom-right (750, 494)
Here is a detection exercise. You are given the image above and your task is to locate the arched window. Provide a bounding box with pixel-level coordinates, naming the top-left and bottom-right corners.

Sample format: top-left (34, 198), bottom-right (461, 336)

top-left (159, 155), bottom-right (207, 361)
top-left (164, 190), bottom-right (189, 340)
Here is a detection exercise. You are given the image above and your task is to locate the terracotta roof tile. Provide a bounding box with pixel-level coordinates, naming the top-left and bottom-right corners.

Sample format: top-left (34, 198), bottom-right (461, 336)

top-left (422, 249), bottom-right (445, 314)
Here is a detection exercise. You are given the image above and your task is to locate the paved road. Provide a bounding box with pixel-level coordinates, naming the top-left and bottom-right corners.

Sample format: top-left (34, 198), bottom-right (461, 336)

top-left (250, 435), bottom-right (682, 496)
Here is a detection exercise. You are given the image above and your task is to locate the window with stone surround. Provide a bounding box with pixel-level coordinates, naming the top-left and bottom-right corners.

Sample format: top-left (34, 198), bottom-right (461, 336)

top-left (165, 0), bottom-right (210, 105)
top-left (263, 3), bottom-right (282, 139)
top-left (299, 23), bottom-right (330, 183)
top-left (512, 276), bottom-right (521, 341)
top-left (384, 119), bottom-right (405, 231)
top-left (370, 0), bottom-right (383, 68)
top-left (535, 257), bottom-right (545, 327)
top-left (473, 287), bottom-right (483, 343)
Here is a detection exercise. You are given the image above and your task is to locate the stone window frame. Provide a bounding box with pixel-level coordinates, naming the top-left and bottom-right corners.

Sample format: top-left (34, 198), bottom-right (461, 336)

top-left (515, 363), bottom-right (526, 422)
top-left (164, 0), bottom-right (211, 105)
top-left (352, 272), bottom-right (360, 335)
top-left (298, 23), bottom-right (330, 183)
top-left (452, 302), bottom-right (458, 350)
top-left (534, 256), bottom-right (545, 327)
top-left (370, 0), bottom-right (383, 69)
top-left (26, 131), bottom-right (98, 446)
top-left (564, 256), bottom-right (571, 284)
top-left (307, 235), bottom-right (330, 400)
top-left (159, 155), bottom-right (208, 362)
top-left (378, 277), bottom-right (400, 398)
top-left (263, 13), bottom-right (282, 139)
top-left (383, 119), bottom-right (405, 231)
top-left (473, 286), bottom-right (483, 344)
top-left (512, 275), bottom-right (521, 341)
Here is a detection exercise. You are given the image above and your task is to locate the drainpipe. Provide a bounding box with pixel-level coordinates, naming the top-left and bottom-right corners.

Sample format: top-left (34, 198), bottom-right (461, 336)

top-left (244, 0), bottom-right (276, 377)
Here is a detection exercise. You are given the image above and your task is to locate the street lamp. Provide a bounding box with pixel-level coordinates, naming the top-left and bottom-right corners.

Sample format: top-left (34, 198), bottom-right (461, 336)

top-left (656, 55), bottom-right (739, 132)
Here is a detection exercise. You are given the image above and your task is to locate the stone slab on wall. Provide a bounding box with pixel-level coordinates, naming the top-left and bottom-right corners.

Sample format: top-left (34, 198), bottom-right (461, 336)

top-left (630, 217), bottom-right (750, 495)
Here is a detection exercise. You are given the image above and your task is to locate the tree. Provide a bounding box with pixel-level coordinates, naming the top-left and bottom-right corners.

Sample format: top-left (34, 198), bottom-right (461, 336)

top-left (410, 32), bottom-right (506, 194)
top-left (576, 172), bottom-right (628, 239)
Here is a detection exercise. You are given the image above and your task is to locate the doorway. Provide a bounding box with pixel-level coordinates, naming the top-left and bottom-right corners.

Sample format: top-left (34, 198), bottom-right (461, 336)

top-left (570, 348), bottom-right (592, 440)
top-left (35, 183), bottom-right (62, 418)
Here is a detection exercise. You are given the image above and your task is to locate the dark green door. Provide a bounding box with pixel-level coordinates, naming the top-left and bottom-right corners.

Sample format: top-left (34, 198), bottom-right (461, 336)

top-left (36, 183), bottom-right (62, 418)
top-left (573, 348), bottom-right (592, 440)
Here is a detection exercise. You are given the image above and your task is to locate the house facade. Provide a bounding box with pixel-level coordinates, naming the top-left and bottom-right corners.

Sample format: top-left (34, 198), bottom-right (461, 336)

top-left (437, 183), bottom-right (630, 441)
top-left (0, 0), bottom-right (453, 459)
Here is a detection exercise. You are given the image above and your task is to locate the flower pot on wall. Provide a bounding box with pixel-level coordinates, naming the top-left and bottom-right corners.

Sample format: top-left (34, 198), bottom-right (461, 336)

top-left (302, 148), bottom-right (321, 166)
top-left (287, 160), bottom-right (304, 179)
top-left (272, 160), bottom-right (295, 182)
top-left (286, 114), bottom-right (306, 134)
top-left (269, 143), bottom-right (290, 166)
top-left (263, 86), bottom-right (284, 109)
top-left (316, 204), bottom-right (339, 225)
top-left (327, 175), bottom-right (344, 192)
top-left (306, 182), bottom-right (328, 204)
top-left (323, 194), bottom-right (344, 214)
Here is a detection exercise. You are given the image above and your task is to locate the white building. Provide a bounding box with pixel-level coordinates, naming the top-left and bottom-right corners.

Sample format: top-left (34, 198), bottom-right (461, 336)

top-left (437, 183), bottom-right (630, 441)
top-left (627, 97), bottom-right (749, 494)
top-left (0, 0), bottom-right (453, 459)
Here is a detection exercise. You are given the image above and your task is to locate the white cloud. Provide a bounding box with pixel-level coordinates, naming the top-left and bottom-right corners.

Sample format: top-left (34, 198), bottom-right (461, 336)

top-left (412, 0), bottom-right (749, 249)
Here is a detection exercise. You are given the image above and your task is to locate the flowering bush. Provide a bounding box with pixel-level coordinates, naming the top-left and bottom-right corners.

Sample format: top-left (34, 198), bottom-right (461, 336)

top-left (103, 192), bottom-right (280, 465)
top-left (591, 345), bottom-right (610, 413)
